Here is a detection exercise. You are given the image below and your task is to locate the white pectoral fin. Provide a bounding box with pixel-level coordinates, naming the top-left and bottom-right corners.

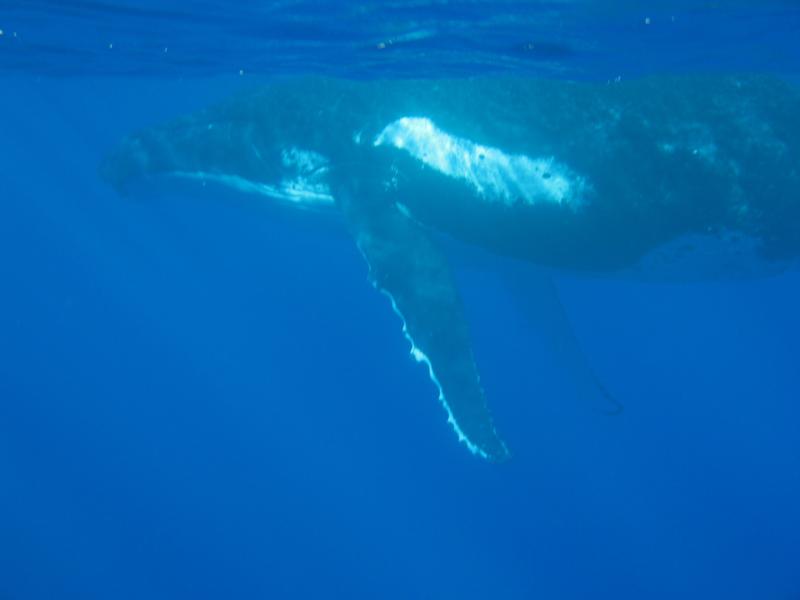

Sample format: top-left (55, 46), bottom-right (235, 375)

top-left (336, 188), bottom-right (510, 461)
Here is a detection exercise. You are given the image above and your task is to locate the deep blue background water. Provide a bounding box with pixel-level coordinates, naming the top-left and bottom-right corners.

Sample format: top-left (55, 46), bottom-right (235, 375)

top-left (1, 3), bottom-right (799, 599)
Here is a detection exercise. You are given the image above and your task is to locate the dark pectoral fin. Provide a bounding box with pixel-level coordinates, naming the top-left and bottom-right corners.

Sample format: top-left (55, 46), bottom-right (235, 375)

top-left (505, 270), bottom-right (623, 416)
top-left (336, 189), bottom-right (509, 462)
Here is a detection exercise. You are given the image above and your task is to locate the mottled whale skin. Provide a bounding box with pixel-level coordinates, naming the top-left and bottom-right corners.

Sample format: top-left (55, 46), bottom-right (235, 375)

top-left (103, 75), bottom-right (800, 461)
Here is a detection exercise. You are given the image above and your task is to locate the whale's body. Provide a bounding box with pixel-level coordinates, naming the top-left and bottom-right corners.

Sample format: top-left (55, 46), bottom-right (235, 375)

top-left (103, 75), bottom-right (800, 460)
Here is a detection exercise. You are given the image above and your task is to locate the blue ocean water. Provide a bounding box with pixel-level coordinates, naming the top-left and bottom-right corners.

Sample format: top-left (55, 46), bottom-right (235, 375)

top-left (1, 2), bottom-right (799, 599)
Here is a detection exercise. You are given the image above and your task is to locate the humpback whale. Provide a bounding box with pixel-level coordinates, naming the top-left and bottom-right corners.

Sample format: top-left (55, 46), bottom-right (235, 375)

top-left (102, 75), bottom-right (800, 461)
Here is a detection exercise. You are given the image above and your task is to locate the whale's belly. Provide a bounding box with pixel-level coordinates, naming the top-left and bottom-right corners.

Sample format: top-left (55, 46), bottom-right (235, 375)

top-left (610, 231), bottom-right (795, 282)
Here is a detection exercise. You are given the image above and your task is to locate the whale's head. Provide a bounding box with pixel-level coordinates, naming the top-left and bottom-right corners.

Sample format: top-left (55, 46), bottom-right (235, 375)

top-left (101, 100), bottom-right (336, 210)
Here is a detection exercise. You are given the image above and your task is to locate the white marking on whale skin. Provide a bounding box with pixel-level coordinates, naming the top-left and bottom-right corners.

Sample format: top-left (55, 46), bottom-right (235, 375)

top-left (281, 147), bottom-right (329, 175)
top-left (395, 202), bottom-right (413, 219)
top-left (658, 122), bottom-right (719, 164)
top-left (374, 117), bottom-right (588, 209)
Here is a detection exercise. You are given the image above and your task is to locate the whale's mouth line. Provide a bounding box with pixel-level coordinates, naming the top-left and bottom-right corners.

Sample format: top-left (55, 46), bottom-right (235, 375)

top-left (168, 170), bottom-right (336, 209)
